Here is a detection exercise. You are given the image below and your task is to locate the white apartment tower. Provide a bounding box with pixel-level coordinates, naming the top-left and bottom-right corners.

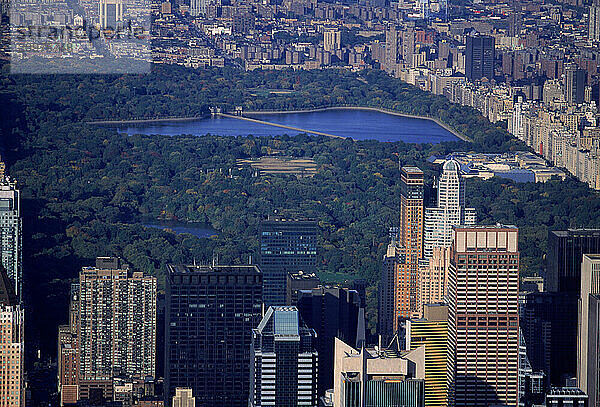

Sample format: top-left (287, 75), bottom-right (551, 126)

top-left (424, 160), bottom-right (476, 259)
top-left (0, 173), bottom-right (22, 300)
top-left (589, 0), bottom-right (600, 43)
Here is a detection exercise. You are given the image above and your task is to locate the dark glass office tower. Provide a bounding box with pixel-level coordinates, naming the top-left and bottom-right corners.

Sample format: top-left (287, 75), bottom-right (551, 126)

top-left (165, 264), bottom-right (263, 407)
top-left (528, 229), bottom-right (600, 385)
top-left (249, 306), bottom-right (318, 407)
top-left (547, 230), bottom-right (600, 293)
top-left (465, 35), bottom-right (495, 81)
top-left (297, 286), bottom-right (364, 397)
top-left (259, 218), bottom-right (318, 307)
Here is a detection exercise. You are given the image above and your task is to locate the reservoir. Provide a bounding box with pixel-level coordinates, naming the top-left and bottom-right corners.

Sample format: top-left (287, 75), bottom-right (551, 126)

top-left (117, 108), bottom-right (459, 143)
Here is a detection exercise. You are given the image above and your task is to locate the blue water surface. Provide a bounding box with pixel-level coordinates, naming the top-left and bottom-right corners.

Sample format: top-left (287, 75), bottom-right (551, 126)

top-left (118, 108), bottom-right (458, 143)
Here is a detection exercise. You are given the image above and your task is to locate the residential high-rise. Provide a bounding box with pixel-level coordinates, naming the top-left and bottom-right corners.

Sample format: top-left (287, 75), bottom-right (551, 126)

top-left (259, 217), bottom-right (317, 307)
top-left (286, 271), bottom-right (320, 306)
top-left (333, 337), bottom-right (425, 407)
top-left (297, 286), bottom-right (364, 397)
top-left (0, 174), bottom-right (22, 300)
top-left (172, 388), bottom-right (195, 407)
top-left (58, 284), bottom-right (80, 405)
top-left (423, 159), bottom-right (476, 259)
top-left (165, 264), bottom-right (262, 407)
top-left (249, 306), bottom-right (318, 407)
top-left (465, 35), bottom-right (495, 81)
top-left (564, 68), bottom-right (586, 105)
top-left (406, 304), bottom-right (454, 407)
top-left (448, 225), bottom-right (520, 407)
top-left (577, 254), bottom-right (600, 407)
top-left (98, 0), bottom-right (123, 29)
top-left (0, 266), bottom-right (24, 407)
top-left (545, 229), bottom-right (600, 384)
top-left (78, 257), bottom-right (157, 399)
top-left (589, 0), bottom-right (600, 43)
top-left (324, 30), bottom-right (341, 52)
top-left (416, 247), bottom-right (450, 318)
top-left (379, 166), bottom-right (424, 340)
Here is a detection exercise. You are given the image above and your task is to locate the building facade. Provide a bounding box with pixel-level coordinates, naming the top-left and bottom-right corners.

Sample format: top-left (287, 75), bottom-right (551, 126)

top-left (416, 247), bottom-right (451, 319)
top-left (0, 266), bottom-right (24, 407)
top-left (286, 271), bottom-right (320, 306)
top-left (577, 254), bottom-right (600, 407)
top-left (333, 337), bottom-right (425, 407)
top-left (165, 264), bottom-right (263, 407)
top-left (0, 175), bottom-right (22, 300)
top-left (259, 218), bottom-right (318, 307)
top-left (297, 286), bottom-right (364, 397)
top-left (465, 35), bottom-right (495, 81)
top-left (78, 258), bottom-right (157, 387)
top-left (448, 226), bottom-right (520, 407)
top-left (249, 306), bottom-right (318, 407)
top-left (406, 304), bottom-right (453, 407)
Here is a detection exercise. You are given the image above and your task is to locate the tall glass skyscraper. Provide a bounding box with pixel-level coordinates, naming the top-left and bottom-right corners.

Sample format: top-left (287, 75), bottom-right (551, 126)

top-left (249, 306), bottom-right (318, 407)
top-left (165, 264), bottom-right (263, 407)
top-left (259, 218), bottom-right (317, 307)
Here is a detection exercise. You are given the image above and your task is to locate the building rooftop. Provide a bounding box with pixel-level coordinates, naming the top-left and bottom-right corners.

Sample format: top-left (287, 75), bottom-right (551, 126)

top-left (167, 264), bottom-right (262, 274)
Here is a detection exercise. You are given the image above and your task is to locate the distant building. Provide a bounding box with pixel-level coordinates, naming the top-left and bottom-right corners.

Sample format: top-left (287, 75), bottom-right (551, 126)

top-left (58, 283), bottom-right (80, 406)
top-left (165, 264), bottom-right (262, 407)
top-left (589, 0), bottom-right (600, 43)
top-left (249, 306), bottom-right (318, 407)
top-left (406, 304), bottom-right (453, 407)
top-left (449, 226), bottom-right (520, 407)
top-left (297, 286), bottom-right (364, 397)
top-left (99, 0), bottom-right (123, 29)
top-left (172, 388), bottom-right (195, 407)
top-left (564, 68), bottom-right (586, 105)
top-left (465, 35), bottom-right (495, 81)
top-left (0, 174), bottom-right (22, 300)
top-left (286, 271), bottom-right (320, 305)
top-left (332, 337), bottom-right (425, 407)
top-left (189, 0), bottom-right (208, 16)
top-left (78, 258), bottom-right (156, 400)
top-left (160, 1), bottom-right (171, 14)
top-left (423, 159), bottom-right (476, 259)
top-left (259, 218), bottom-right (317, 307)
top-left (0, 266), bottom-right (24, 407)
top-left (577, 254), bottom-right (600, 407)
top-left (324, 30), bottom-right (341, 52)
top-left (546, 387), bottom-right (588, 407)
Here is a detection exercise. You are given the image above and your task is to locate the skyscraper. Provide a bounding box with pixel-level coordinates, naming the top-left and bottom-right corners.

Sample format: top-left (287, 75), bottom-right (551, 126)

top-left (577, 254), bottom-right (600, 407)
top-left (249, 306), bottom-right (318, 407)
top-left (190, 0), bottom-right (208, 16)
top-left (172, 388), bottom-right (195, 407)
top-left (0, 174), bottom-right (22, 300)
top-left (448, 225), bottom-right (520, 407)
top-left (58, 284), bottom-right (80, 405)
top-left (333, 337), bottom-right (425, 407)
top-left (544, 229), bottom-right (600, 384)
top-left (165, 264), bottom-right (262, 407)
top-left (465, 35), bottom-right (495, 81)
top-left (98, 0), bottom-right (123, 29)
top-left (564, 68), bottom-right (586, 105)
top-left (416, 246), bottom-right (450, 318)
top-left (324, 30), bottom-right (341, 52)
top-left (0, 266), bottom-right (24, 407)
top-left (406, 304), bottom-right (454, 407)
top-left (259, 217), bottom-right (317, 307)
top-left (78, 257), bottom-right (157, 399)
top-left (423, 159), bottom-right (476, 259)
top-left (286, 271), bottom-right (320, 306)
top-left (297, 286), bottom-right (364, 397)
top-left (589, 0), bottom-right (600, 43)
top-left (379, 167), bottom-right (424, 340)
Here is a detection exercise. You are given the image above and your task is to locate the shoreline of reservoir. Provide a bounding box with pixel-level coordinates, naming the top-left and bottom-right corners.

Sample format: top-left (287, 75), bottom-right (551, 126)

top-left (88, 106), bottom-right (469, 142)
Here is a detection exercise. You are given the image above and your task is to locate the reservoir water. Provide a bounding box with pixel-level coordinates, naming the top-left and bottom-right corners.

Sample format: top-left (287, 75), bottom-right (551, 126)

top-left (118, 108), bottom-right (458, 143)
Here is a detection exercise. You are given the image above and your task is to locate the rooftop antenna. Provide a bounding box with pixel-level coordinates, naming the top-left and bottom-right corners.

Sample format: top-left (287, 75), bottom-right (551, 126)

top-left (249, 254), bottom-right (252, 265)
